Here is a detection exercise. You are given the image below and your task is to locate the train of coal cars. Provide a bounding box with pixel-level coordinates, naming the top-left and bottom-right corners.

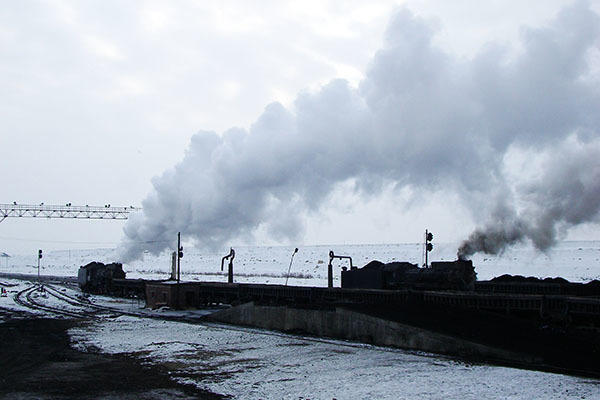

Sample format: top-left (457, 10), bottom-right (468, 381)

top-left (78, 258), bottom-right (478, 297)
top-left (78, 258), bottom-right (600, 301)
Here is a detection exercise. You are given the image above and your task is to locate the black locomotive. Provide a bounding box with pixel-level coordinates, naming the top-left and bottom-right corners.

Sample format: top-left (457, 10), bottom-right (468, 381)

top-left (341, 259), bottom-right (477, 291)
top-left (78, 262), bottom-right (126, 294)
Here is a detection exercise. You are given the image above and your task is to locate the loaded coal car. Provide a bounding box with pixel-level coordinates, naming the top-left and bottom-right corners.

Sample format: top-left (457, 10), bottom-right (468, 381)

top-left (78, 261), bottom-right (126, 294)
top-left (475, 274), bottom-right (600, 296)
top-left (341, 259), bottom-right (476, 291)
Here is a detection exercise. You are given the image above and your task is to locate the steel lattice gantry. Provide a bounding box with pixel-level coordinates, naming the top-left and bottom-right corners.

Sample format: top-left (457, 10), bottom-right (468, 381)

top-left (0, 204), bottom-right (139, 222)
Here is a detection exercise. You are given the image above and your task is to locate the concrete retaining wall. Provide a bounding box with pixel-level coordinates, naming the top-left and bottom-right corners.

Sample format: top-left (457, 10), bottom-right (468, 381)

top-left (208, 302), bottom-right (540, 365)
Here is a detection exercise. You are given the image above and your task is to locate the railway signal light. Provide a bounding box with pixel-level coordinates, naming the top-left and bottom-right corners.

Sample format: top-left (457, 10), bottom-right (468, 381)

top-left (424, 230), bottom-right (433, 267)
top-left (177, 232), bottom-right (182, 283)
top-left (37, 249), bottom-right (43, 287)
top-left (426, 231), bottom-right (433, 252)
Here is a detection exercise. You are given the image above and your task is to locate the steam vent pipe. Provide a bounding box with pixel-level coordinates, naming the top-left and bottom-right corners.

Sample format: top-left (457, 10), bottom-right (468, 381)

top-left (221, 248), bottom-right (235, 283)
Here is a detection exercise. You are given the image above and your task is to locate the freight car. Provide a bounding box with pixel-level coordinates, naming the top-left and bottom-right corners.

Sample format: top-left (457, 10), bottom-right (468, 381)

top-left (475, 274), bottom-right (600, 296)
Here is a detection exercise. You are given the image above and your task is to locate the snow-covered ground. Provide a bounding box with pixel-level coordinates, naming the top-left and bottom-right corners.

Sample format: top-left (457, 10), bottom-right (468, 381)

top-left (3, 241), bottom-right (600, 285)
top-left (68, 316), bottom-right (599, 399)
top-left (2, 242), bottom-right (600, 399)
top-left (2, 277), bottom-right (598, 399)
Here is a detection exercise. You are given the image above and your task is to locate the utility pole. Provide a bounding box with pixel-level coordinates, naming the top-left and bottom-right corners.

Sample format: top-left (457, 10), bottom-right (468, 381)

top-left (177, 232), bottom-right (182, 283)
top-left (175, 232), bottom-right (184, 309)
top-left (37, 249), bottom-right (43, 288)
top-left (285, 248), bottom-right (299, 286)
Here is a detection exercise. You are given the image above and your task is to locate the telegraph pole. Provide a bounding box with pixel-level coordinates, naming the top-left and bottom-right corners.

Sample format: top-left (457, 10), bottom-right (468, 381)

top-left (175, 232), bottom-right (184, 309)
top-left (37, 249), bottom-right (43, 288)
top-left (177, 232), bottom-right (181, 283)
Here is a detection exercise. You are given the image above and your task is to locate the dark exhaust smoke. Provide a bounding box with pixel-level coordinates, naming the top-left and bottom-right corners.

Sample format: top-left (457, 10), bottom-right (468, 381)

top-left (458, 137), bottom-right (600, 258)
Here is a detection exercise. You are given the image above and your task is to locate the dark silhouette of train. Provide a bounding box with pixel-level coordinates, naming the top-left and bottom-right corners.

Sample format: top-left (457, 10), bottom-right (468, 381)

top-left (78, 258), bottom-right (477, 297)
top-left (78, 261), bottom-right (146, 297)
top-left (78, 262), bottom-right (125, 293)
top-left (78, 258), bottom-right (599, 299)
top-left (341, 259), bottom-right (477, 291)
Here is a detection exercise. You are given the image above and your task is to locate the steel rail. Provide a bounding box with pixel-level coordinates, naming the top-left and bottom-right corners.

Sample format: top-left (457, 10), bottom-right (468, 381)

top-left (14, 285), bottom-right (96, 319)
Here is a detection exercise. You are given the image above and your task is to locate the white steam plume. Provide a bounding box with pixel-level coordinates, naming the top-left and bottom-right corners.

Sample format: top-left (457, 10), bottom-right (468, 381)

top-left (120, 2), bottom-right (600, 261)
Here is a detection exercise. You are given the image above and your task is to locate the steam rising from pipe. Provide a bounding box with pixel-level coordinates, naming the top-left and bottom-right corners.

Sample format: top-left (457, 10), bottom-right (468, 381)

top-left (120, 2), bottom-right (600, 261)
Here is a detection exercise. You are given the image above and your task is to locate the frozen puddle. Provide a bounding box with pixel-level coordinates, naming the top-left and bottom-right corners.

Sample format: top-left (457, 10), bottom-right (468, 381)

top-left (69, 316), bottom-right (599, 399)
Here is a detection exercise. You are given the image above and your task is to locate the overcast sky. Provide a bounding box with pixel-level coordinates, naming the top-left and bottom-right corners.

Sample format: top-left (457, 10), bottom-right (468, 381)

top-left (1, 0), bottom-right (599, 256)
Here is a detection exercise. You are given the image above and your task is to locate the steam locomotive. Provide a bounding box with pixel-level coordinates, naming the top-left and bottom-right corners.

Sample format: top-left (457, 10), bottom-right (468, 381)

top-left (78, 262), bottom-right (161, 298)
top-left (341, 259), bottom-right (477, 291)
top-left (78, 262), bottom-right (126, 294)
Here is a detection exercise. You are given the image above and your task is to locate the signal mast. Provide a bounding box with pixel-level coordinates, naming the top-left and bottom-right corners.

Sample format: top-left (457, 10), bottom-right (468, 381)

top-left (424, 230), bottom-right (433, 267)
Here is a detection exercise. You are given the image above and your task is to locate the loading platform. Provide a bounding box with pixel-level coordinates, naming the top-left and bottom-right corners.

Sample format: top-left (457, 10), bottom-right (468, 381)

top-left (145, 280), bottom-right (600, 326)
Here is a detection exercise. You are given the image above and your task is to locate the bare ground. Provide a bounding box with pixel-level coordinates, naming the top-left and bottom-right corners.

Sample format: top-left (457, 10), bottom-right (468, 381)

top-left (0, 309), bottom-right (225, 400)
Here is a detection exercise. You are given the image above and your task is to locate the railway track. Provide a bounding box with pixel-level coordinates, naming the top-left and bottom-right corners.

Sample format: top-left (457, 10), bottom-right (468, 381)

top-left (44, 285), bottom-right (128, 317)
top-left (8, 278), bottom-right (196, 323)
top-left (13, 285), bottom-right (100, 319)
top-left (44, 284), bottom-right (193, 322)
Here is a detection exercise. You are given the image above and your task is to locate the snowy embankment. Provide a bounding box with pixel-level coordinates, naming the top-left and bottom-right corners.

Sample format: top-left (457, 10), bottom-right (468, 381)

top-left (1, 277), bottom-right (598, 399)
top-left (3, 241), bottom-right (600, 285)
top-left (68, 316), bottom-right (598, 400)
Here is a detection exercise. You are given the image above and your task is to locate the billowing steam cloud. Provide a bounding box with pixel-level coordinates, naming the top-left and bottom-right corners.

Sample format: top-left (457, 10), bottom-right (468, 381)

top-left (120, 2), bottom-right (600, 261)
